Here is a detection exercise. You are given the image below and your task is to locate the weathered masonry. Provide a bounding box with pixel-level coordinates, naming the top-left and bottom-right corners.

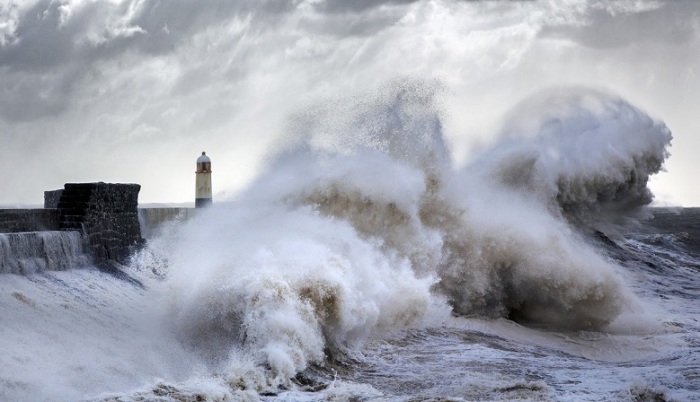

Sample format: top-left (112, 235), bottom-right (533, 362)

top-left (0, 209), bottom-right (59, 232)
top-left (0, 183), bottom-right (142, 267)
top-left (48, 182), bottom-right (143, 264)
top-left (1, 182), bottom-right (197, 276)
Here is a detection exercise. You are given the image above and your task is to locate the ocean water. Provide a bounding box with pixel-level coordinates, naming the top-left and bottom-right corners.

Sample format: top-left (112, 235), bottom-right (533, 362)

top-left (1, 83), bottom-right (698, 401)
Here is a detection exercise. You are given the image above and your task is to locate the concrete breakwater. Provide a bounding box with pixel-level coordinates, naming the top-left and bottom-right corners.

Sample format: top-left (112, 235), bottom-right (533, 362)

top-left (0, 183), bottom-right (194, 275)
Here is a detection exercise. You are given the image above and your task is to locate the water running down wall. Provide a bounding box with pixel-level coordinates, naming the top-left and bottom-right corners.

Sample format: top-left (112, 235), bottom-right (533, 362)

top-left (0, 183), bottom-right (186, 277)
top-left (0, 207), bottom-right (194, 277)
top-left (0, 231), bottom-right (90, 274)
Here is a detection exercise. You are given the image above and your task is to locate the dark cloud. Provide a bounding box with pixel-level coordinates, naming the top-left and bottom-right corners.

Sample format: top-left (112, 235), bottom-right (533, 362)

top-left (0, 0), bottom-right (293, 122)
top-left (540, 1), bottom-right (700, 49)
top-left (0, 0), bottom-right (293, 70)
top-left (315, 0), bottom-right (418, 14)
top-left (1, 1), bottom-right (74, 71)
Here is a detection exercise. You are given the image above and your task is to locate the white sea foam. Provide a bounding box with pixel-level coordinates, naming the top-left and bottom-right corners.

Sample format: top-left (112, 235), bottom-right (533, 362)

top-left (475, 87), bottom-right (672, 228)
top-left (0, 80), bottom-right (677, 400)
top-left (0, 268), bottom-right (200, 402)
top-left (164, 203), bottom-right (446, 390)
top-left (144, 80), bottom-right (673, 391)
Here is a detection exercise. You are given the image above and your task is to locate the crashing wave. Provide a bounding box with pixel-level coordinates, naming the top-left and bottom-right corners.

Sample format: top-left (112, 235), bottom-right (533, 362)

top-left (136, 79), bottom-right (672, 390)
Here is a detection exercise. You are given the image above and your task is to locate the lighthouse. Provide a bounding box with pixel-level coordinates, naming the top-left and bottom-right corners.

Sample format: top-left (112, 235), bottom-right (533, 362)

top-left (195, 151), bottom-right (212, 208)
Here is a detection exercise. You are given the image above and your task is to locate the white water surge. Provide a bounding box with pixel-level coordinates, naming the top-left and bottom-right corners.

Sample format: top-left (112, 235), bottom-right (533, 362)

top-left (2, 81), bottom-right (693, 401)
top-left (0, 231), bottom-right (89, 274)
top-left (136, 82), bottom-right (674, 394)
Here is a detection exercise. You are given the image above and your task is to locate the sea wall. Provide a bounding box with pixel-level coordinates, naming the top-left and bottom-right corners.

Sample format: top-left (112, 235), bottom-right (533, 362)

top-left (2, 183), bottom-right (196, 274)
top-left (57, 183), bottom-right (143, 264)
top-left (0, 209), bottom-right (60, 233)
top-left (44, 190), bottom-right (63, 209)
top-left (138, 208), bottom-right (195, 239)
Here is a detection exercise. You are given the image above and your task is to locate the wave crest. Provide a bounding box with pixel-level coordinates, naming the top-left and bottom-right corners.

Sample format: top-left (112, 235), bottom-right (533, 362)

top-left (141, 81), bottom-right (672, 389)
top-left (476, 87), bottom-right (672, 229)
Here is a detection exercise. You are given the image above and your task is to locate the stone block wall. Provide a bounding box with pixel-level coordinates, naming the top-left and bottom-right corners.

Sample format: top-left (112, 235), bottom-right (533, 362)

top-left (1, 183), bottom-right (196, 271)
top-left (0, 209), bottom-right (60, 233)
top-left (57, 183), bottom-right (143, 264)
top-left (44, 190), bottom-right (64, 209)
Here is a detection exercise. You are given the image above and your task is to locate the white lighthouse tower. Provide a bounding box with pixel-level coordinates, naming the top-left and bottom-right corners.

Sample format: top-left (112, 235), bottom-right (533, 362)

top-left (195, 151), bottom-right (212, 208)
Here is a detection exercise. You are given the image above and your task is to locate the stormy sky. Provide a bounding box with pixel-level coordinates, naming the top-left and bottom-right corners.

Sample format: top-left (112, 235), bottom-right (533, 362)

top-left (1, 0), bottom-right (698, 206)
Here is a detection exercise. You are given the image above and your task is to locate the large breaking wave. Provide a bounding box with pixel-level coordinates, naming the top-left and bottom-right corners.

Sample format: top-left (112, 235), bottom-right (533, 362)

top-left (136, 79), bottom-right (672, 392)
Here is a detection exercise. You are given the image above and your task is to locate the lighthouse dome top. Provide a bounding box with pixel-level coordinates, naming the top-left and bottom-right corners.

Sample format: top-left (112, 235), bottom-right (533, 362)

top-left (197, 151), bottom-right (211, 163)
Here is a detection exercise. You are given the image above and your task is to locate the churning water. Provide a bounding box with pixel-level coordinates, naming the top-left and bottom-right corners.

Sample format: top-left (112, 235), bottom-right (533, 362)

top-left (0, 82), bottom-right (697, 401)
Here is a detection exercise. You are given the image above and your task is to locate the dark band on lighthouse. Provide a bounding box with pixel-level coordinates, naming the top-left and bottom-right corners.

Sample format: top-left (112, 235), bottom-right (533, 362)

top-left (195, 151), bottom-right (213, 208)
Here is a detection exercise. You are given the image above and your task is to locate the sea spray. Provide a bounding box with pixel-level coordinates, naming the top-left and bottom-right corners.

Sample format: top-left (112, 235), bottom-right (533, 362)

top-left (137, 80), bottom-right (673, 392)
top-left (475, 87), bottom-right (672, 229)
top-left (273, 82), bottom-right (670, 329)
top-left (163, 204), bottom-right (444, 390)
top-left (425, 88), bottom-right (672, 328)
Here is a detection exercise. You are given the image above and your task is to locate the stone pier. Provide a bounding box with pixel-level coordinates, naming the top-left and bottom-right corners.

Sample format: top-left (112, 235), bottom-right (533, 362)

top-left (1, 183), bottom-right (195, 275)
top-left (54, 183), bottom-right (143, 264)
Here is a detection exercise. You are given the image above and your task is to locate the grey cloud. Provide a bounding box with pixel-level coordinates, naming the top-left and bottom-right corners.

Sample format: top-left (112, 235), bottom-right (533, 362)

top-left (0, 1), bottom-right (75, 72)
top-left (316, 0), bottom-right (536, 12)
top-left (0, 62), bottom-right (88, 122)
top-left (307, 0), bottom-right (536, 37)
top-left (314, 0), bottom-right (418, 14)
top-left (540, 1), bottom-right (700, 49)
top-left (301, 6), bottom-right (409, 38)
top-left (0, 77), bottom-right (63, 122)
top-left (128, 0), bottom-right (293, 55)
top-left (0, 0), bottom-right (293, 122)
top-left (0, 0), bottom-right (293, 70)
